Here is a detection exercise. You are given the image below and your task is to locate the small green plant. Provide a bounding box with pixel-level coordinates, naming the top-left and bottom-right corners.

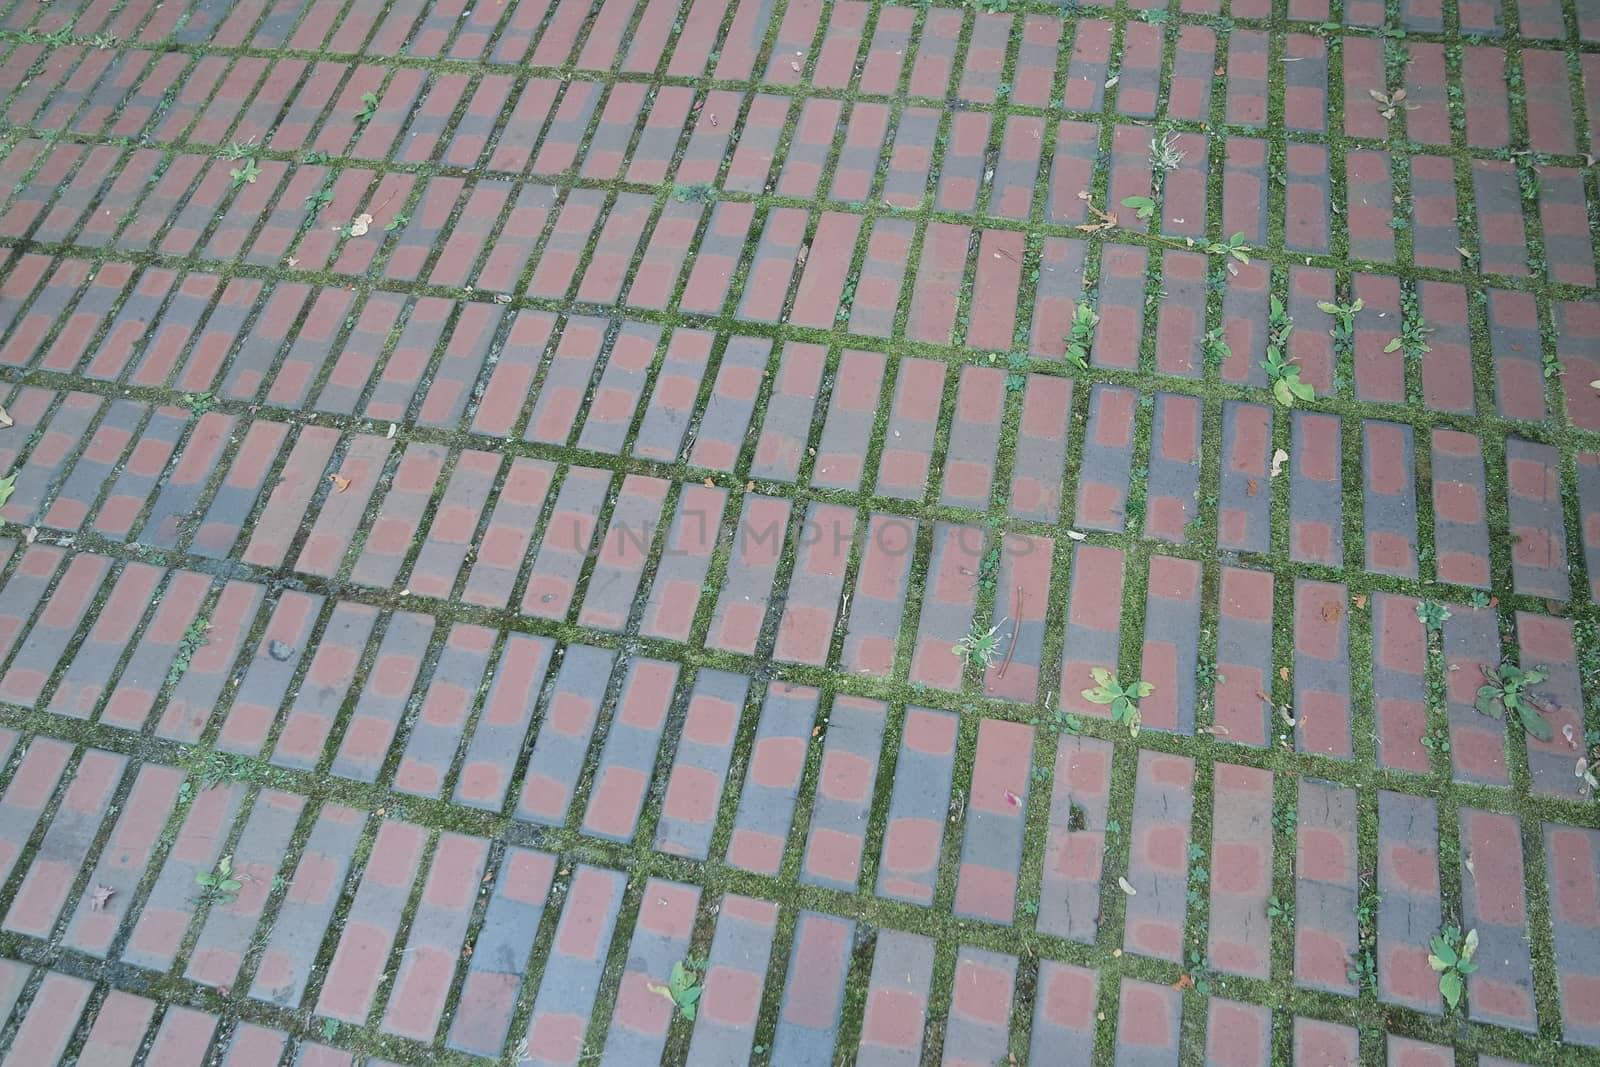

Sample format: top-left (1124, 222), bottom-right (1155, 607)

top-left (1267, 895), bottom-right (1294, 921)
top-left (1317, 297), bottom-right (1364, 346)
top-left (1021, 897), bottom-right (1039, 916)
top-left (219, 139), bottom-right (259, 161)
top-left (167, 618), bottom-right (211, 685)
top-left (1271, 802), bottom-right (1297, 836)
top-left (1542, 351), bottom-right (1562, 380)
top-left (1475, 663), bottom-right (1553, 740)
top-left (1420, 724), bottom-right (1452, 753)
top-left (304, 186), bottom-right (335, 218)
top-left (1121, 195), bottom-right (1156, 221)
top-left (0, 472), bottom-right (15, 510)
top-left (646, 960), bottom-right (704, 1020)
top-left (194, 854), bottom-right (243, 905)
top-left (384, 214), bottom-right (409, 232)
top-left (1064, 302), bottom-right (1098, 370)
top-left (353, 91), bottom-right (379, 125)
top-left (1150, 131), bottom-right (1186, 175)
top-left (1203, 232), bottom-right (1252, 264)
top-left (1469, 590), bottom-right (1492, 608)
top-left (1385, 289), bottom-right (1433, 359)
top-left (180, 391), bottom-right (215, 414)
top-left (1184, 948), bottom-right (1213, 995)
top-left (954, 618), bottom-right (1005, 669)
top-left (1415, 601), bottom-right (1451, 633)
top-left (301, 150), bottom-right (332, 165)
top-left (1201, 327), bottom-right (1231, 367)
top-left (671, 181), bottom-right (718, 204)
top-left (1347, 948), bottom-right (1377, 991)
top-left (321, 1018), bottom-right (339, 1042)
top-left (228, 158), bottom-right (261, 187)
top-left (1428, 926), bottom-right (1478, 1010)
top-left (1082, 668), bottom-right (1152, 737)
top-left (1261, 346), bottom-right (1314, 407)
top-left (1196, 659), bottom-right (1225, 689)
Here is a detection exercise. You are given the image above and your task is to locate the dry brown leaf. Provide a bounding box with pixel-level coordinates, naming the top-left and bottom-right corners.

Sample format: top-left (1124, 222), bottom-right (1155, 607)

top-left (348, 212), bottom-right (373, 237)
top-left (1279, 667), bottom-right (1290, 682)
top-left (1321, 602), bottom-right (1344, 624)
top-left (328, 473), bottom-right (351, 493)
top-left (1353, 593), bottom-right (1368, 610)
top-left (1270, 448), bottom-right (1288, 478)
top-left (1245, 477), bottom-right (1259, 497)
top-left (1172, 973), bottom-right (1194, 992)
top-left (1256, 689), bottom-right (1274, 704)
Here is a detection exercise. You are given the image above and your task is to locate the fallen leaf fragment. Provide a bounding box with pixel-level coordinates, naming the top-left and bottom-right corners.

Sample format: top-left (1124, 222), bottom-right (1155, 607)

top-left (0, 405), bottom-right (11, 428)
top-left (328, 473), bottom-right (351, 493)
top-left (348, 212), bottom-right (373, 237)
top-left (1004, 789), bottom-right (1021, 807)
top-left (1279, 666), bottom-right (1290, 682)
top-left (1173, 973), bottom-right (1194, 991)
top-left (1270, 448), bottom-right (1288, 478)
top-left (1353, 593), bottom-right (1368, 610)
top-left (1245, 477), bottom-right (1258, 497)
top-left (1117, 876), bottom-right (1137, 896)
top-left (90, 885), bottom-right (115, 911)
top-left (1321, 602), bottom-right (1343, 624)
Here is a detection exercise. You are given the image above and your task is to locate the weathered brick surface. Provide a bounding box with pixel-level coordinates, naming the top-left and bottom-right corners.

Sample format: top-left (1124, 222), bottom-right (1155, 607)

top-left (0, 9), bottom-right (1585, 1062)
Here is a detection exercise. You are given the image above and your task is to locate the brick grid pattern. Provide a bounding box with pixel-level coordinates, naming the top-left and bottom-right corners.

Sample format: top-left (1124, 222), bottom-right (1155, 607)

top-left (0, 0), bottom-right (1590, 1063)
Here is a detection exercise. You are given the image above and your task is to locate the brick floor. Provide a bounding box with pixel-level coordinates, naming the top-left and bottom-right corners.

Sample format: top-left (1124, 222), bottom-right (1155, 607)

top-left (0, 1), bottom-right (1591, 1064)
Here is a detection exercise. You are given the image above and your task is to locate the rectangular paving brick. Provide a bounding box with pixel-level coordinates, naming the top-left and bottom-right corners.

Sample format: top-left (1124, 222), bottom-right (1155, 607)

top-left (1122, 751), bottom-right (1194, 963)
top-left (1363, 421), bottom-right (1418, 577)
top-left (329, 611), bottom-right (432, 783)
top-left (1458, 808), bottom-right (1536, 1032)
top-left (517, 644), bottom-right (616, 826)
top-left (2, 747), bottom-right (124, 939)
top-left (1507, 440), bottom-right (1568, 600)
top-left (1544, 822), bottom-right (1600, 1046)
top-left (1009, 375), bottom-right (1069, 522)
top-left (521, 866), bottom-right (627, 1067)
top-left (381, 833), bottom-right (491, 1042)
top-left (654, 668), bottom-right (748, 860)
top-left (1029, 962), bottom-right (1098, 1063)
top-left (813, 349), bottom-right (885, 490)
top-left (955, 719), bottom-right (1032, 925)
top-left (1075, 385), bottom-right (1136, 532)
top-left (638, 484), bottom-right (726, 642)
top-left (577, 323), bottom-right (660, 456)
top-left (876, 358), bottom-right (945, 500)
top-left (856, 929), bottom-right (934, 1065)
top-left (577, 475), bottom-right (669, 632)
top-left (78, 989), bottom-right (156, 1067)
top-left (316, 818), bottom-right (429, 1023)
top-left (875, 707), bottom-right (956, 907)
top-left (1059, 544), bottom-right (1126, 718)
top-left (462, 458), bottom-right (556, 609)
top-left (393, 623), bottom-right (495, 800)
top-left (840, 513), bottom-right (916, 678)
top-left (46, 562), bottom-right (161, 720)
top-left (216, 591), bottom-right (323, 757)
top-left (8, 972), bottom-right (91, 1066)
top-left (407, 450), bottom-right (501, 599)
top-left (707, 494), bottom-right (790, 655)
top-left (1518, 613), bottom-right (1587, 800)
top-left (525, 317), bottom-right (606, 446)
top-left (1137, 556), bottom-right (1201, 734)
top-left (1372, 593), bottom-right (1430, 775)
top-left (774, 503), bottom-right (854, 666)
top-left (1295, 778), bottom-right (1358, 996)
top-left (633, 328), bottom-right (713, 461)
top-left (600, 877), bottom-right (700, 1066)
top-left (294, 435), bottom-right (393, 578)
top-left (1295, 580), bottom-right (1352, 760)
top-left (0, 551), bottom-right (109, 708)
top-left (726, 682), bottom-right (818, 875)
top-left (1289, 411), bottom-right (1343, 565)
top-left (750, 342), bottom-right (825, 483)
top-left (801, 695), bottom-right (885, 891)
top-left (1208, 763), bottom-right (1273, 979)
top-left (983, 533), bottom-right (1053, 705)
top-left (908, 522), bottom-right (982, 692)
top-left (1437, 605), bottom-right (1507, 787)
top-left (454, 633), bottom-right (555, 813)
top-left (271, 602), bottom-right (379, 771)
top-left (1378, 791), bottom-right (1443, 1014)
top-left (1431, 430), bottom-right (1492, 588)
top-left (124, 783), bottom-right (247, 973)
top-left (685, 895), bottom-right (778, 1064)
top-left (690, 336), bottom-right (772, 471)
top-left (581, 658), bottom-right (678, 842)
top-left (448, 847), bottom-right (555, 1056)
top-left (185, 789), bottom-right (306, 991)
top-left (944, 947), bottom-right (1017, 1064)
top-left (1040, 735), bottom-right (1112, 943)
top-left (521, 466), bottom-right (612, 622)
